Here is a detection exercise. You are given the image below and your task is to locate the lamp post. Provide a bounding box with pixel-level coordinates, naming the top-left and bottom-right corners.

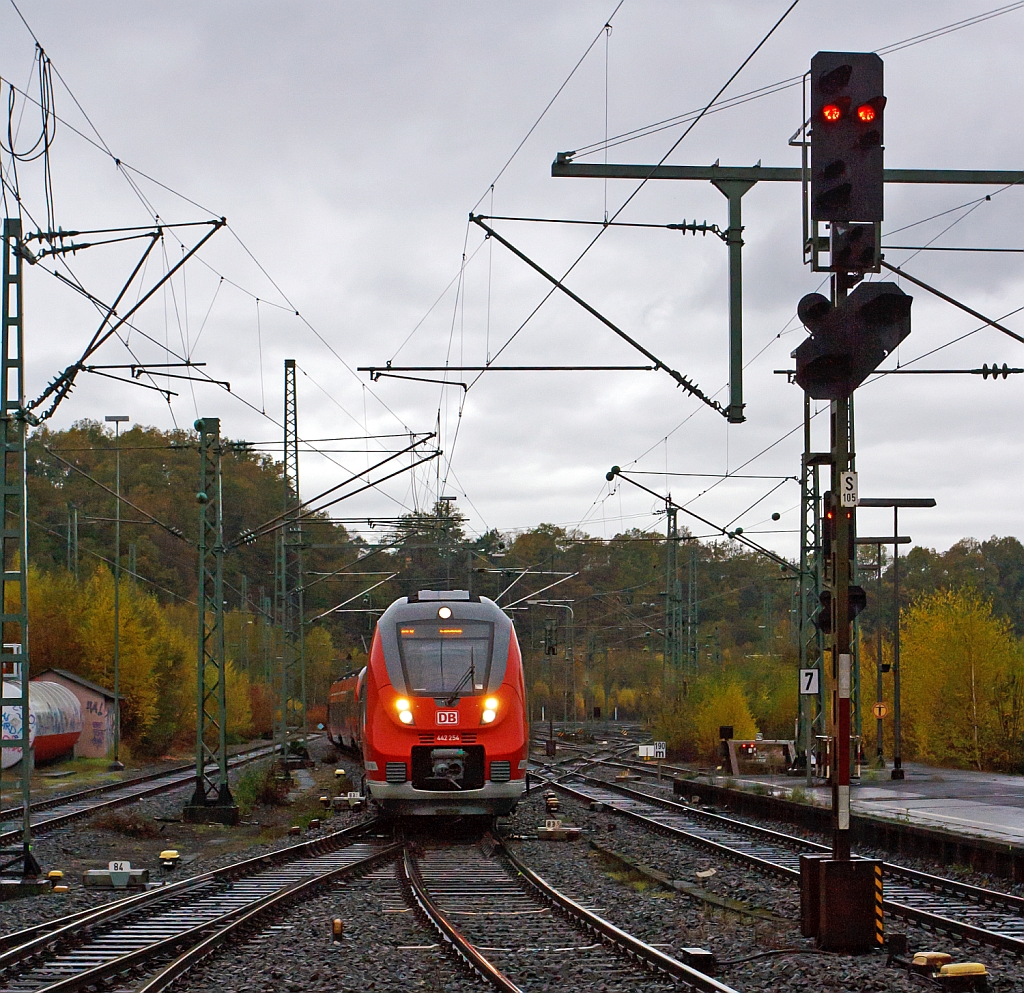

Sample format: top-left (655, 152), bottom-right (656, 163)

top-left (858, 497), bottom-right (936, 781)
top-left (105, 414), bottom-right (129, 771)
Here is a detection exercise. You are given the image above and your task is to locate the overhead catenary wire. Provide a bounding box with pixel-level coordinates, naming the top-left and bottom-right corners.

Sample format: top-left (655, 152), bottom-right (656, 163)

top-left (469, 0), bottom-right (802, 391)
top-left (377, 1), bottom-right (805, 517)
top-left (571, 2), bottom-right (1024, 159)
top-left (27, 518), bottom-right (196, 606)
top-left (468, 0), bottom-right (626, 214)
top-left (4, 3), bottom-right (423, 484)
top-left (43, 447), bottom-right (187, 541)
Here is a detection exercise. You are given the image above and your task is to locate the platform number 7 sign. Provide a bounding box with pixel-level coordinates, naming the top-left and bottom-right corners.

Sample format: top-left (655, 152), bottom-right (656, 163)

top-left (799, 668), bottom-right (820, 695)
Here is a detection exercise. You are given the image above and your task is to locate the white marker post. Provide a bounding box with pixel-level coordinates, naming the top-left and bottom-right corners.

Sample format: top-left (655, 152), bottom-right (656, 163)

top-left (654, 741), bottom-right (667, 780)
top-left (799, 667), bottom-right (820, 787)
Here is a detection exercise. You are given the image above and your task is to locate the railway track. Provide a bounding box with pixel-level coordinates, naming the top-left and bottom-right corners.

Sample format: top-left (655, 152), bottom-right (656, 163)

top-left (0, 818), bottom-right (394, 993)
top-left (404, 838), bottom-right (737, 993)
top-left (549, 770), bottom-right (1024, 955)
top-left (0, 742), bottom-right (281, 846)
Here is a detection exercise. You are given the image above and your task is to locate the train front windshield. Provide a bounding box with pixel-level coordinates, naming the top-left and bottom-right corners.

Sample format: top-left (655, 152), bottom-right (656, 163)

top-left (396, 621), bottom-right (493, 697)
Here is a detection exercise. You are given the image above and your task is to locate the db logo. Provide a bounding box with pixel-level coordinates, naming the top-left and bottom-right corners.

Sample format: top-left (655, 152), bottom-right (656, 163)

top-left (435, 710), bottom-right (459, 726)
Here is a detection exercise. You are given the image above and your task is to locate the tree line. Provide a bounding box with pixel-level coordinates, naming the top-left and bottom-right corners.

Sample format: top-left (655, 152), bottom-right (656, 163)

top-left (21, 421), bottom-right (1024, 769)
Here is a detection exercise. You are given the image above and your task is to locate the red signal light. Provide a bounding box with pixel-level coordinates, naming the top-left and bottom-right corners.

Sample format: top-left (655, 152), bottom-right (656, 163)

top-left (857, 104), bottom-right (876, 123)
top-left (822, 104), bottom-right (842, 122)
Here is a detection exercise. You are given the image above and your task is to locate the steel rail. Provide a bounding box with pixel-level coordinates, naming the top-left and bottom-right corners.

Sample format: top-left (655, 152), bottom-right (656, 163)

top-left (1, 742), bottom-right (277, 821)
top-left (0, 817), bottom-right (382, 972)
top-left (582, 766), bottom-right (1024, 918)
top-left (98, 842), bottom-right (402, 993)
top-left (551, 773), bottom-right (1024, 955)
top-left (501, 842), bottom-right (740, 993)
top-left (554, 777), bottom-right (799, 881)
top-left (402, 847), bottom-right (524, 993)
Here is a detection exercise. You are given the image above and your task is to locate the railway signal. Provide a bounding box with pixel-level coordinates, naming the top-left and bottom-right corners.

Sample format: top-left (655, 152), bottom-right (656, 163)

top-left (815, 586), bottom-right (867, 634)
top-left (544, 618), bottom-right (558, 655)
top-left (799, 50), bottom-right (900, 956)
top-left (810, 51), bottom-right (885, 223)
top-left (793, 282), bottom-right (912, 400)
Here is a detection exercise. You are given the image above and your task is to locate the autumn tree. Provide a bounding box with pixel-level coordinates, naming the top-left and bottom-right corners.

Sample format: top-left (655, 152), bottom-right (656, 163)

top-left (900, 588), bottom-right (1023, 770)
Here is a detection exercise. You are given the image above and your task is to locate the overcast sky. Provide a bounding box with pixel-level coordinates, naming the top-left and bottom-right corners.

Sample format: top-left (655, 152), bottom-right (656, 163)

top-left (0, 1), bottom-right (1021, 560)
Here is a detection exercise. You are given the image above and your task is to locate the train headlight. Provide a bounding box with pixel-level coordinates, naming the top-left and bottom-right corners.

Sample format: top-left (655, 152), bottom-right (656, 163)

top-left (437, 606), bottom-right (452, 619)
top-left (399, 710), bottom-right (414, 724)
top-left (396, 698), bottom-right (414, 724)
top-left (482, 709), bottom-right (496, 724)
top-left (485, 697), bottom-right (499, 710)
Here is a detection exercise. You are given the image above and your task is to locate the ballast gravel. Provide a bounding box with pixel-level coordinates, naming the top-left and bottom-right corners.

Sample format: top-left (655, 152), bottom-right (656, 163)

top-left (0, 737), bottom-right (364, 933)
top-left (170, 860), bottom-right (484, 993)
top-left (519, 784), bottom-right (1024, 991)
top-left (599, 766), bottom-right (1024, 897)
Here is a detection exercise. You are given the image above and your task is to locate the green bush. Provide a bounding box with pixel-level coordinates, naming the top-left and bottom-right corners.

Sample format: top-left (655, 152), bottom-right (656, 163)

top-left (234, 761), bottom-right (288, 817)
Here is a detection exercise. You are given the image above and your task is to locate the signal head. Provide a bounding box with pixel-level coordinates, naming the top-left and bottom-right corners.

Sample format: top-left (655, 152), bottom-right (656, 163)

top-left (810, 52), bottom-right (884, 222)
top-left (797, 292), bottom-right (832, 329)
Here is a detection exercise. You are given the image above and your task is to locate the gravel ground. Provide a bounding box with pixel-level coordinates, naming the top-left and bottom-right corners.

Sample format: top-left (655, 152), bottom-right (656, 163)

top-left (0, 737), bottom-right (370, 932)
top-left (171, 859), bottom-right (484, 993)
top-left (510, 787), bottom-right (1023, 991)
top-left (12, 743), bottom-right (1022, 992)
top-left (596, 767), bottom-right (1024, 896)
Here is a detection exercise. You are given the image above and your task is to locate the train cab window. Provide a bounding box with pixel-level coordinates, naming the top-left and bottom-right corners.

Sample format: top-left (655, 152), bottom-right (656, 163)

top-left (396, 621), bottom-right (493, 697)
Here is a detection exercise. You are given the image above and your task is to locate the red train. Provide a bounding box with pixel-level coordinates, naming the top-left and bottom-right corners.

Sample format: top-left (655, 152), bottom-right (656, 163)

top-left (327, 590), bottom-right (528, 817)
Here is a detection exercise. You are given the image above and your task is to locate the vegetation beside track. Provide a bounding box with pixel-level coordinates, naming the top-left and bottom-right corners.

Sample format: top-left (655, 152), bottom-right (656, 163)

top-left (20, 421), bottom-right (1024, 771)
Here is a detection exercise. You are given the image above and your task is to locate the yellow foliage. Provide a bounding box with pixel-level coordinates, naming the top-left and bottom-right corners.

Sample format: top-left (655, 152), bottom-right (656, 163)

top-left (616, 686), bottom-right (637, 714)
top-left (304, 626), bottom-right (337, 710)
top-left (692, 682), bottom-right (759, 759)
top-left (225, 663), bottom-right (253, 739)
top-left (76, 569), bottom-right (161, 740)
top-left (900, 588), bottom-right (1022, 769)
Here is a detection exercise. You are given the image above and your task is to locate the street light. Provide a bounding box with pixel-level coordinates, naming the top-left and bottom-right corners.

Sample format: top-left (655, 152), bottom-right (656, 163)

top-left (858, 497), bottom-right (936, 781)
top-left (105, 415), bottom-right (129, 772)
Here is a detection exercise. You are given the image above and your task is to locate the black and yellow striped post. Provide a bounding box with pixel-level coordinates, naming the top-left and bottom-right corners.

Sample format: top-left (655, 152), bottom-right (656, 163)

top-left (874, 864), bottom-right (884, 946)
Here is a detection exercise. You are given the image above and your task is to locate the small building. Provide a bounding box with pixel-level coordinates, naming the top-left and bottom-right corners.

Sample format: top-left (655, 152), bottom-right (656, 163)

top-left (33, 669), bottom-right (116, 759)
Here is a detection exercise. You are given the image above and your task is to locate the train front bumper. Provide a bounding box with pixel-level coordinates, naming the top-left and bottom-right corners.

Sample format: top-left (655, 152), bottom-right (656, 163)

top-left (366, 778), bottom-right (525, 816)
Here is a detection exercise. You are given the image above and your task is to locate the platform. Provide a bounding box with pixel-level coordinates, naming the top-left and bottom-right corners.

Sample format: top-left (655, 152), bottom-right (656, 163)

top-left (726, 763), bottom-right (1024, 846)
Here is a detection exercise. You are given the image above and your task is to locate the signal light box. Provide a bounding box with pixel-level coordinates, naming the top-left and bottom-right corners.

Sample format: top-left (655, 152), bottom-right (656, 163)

top-left (810, 52), bottom-right (885, 223)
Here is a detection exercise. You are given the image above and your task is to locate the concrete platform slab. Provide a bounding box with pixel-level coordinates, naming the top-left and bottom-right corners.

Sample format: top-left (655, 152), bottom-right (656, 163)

top-left (729, 762), bottom-right (1024, 846)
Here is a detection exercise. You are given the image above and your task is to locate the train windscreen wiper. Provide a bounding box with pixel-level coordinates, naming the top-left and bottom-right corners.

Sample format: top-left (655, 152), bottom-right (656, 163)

top-left (444, 656), bottom-right (475, 706)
